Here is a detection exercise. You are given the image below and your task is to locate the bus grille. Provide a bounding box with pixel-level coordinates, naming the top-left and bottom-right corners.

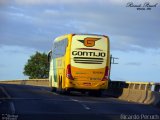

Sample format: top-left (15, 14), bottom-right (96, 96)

top-left (73, 57), bottom-right (103, 64)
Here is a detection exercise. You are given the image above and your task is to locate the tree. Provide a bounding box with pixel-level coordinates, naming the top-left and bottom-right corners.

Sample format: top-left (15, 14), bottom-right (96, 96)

top-left (23, 51), bottom-right (49, 79)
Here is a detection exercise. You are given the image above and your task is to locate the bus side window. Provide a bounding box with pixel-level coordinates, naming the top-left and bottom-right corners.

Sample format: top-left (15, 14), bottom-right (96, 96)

top-left (53, 38), bottom-right (68, 58)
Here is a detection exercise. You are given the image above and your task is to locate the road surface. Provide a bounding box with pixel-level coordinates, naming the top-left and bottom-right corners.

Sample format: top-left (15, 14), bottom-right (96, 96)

top-left (0, 84), bottom-right (160, 120)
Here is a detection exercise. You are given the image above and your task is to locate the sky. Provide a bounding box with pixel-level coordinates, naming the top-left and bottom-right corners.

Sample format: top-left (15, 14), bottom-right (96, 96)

top-left (0, 0), bottom-right (160, 82)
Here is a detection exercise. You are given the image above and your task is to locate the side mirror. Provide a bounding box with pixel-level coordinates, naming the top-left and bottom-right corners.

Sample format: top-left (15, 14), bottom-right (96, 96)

top-left (47, 50), bottom-right (52, 63)
top-left (110, 55), bottom-right (119, 64)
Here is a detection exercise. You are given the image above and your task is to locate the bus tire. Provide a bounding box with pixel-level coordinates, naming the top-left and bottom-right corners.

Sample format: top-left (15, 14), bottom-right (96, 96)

top-left (81, 91), bottom-right (86, 95)
top-left (58, 76), bottom-right (64, 94)
top-left (51, 87), bottom-right (57, 92)
top-left (95, 90), bottom-right (102, 97)
top-left (88, 90), bottom-right (102, 97)
top-left (63, 89), bottom-right (70, 95)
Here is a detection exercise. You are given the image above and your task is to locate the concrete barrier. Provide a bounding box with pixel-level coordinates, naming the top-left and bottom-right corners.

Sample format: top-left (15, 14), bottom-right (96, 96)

top-left (150, 92), bottom-right (160, 105)
top-left (144, 91), bottom-right (160, 105)
top-left (138, 90), bottom-right (147, 103)
top-left (144, 91), bottom-right (153, 104)
top-left (106, 81), bottom-right (160, 108)
top-left (0, 79), bottom-right (160, 108)
top-left (127, 89), bottom-right (142, 102)
top-left (119, 88), bottom-right (130, 100)
top-left (0, 79), bottom-right (49, 87)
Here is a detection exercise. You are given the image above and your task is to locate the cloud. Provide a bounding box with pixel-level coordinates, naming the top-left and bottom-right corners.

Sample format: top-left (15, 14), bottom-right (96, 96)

top-left (125, 62), bottom-right (142, 66)
top-left (0, 64), bottom-right (5, 68)
top-left (152, 63), bottom-right (159, 66)
top-left (0, 0), bottom-right (160, 52)
top-left (0, 45), bottom-right (35, 54)
top-left (0, 0), bottom-right (160, 81)
top-left (0, 45), bottom-right (36, 80)
top-left (13, 0), bottom-right (160, 5)
top-left (14, 0), bottom-right (89, 5)
top-left (0, 0), bottom-right (11, 6)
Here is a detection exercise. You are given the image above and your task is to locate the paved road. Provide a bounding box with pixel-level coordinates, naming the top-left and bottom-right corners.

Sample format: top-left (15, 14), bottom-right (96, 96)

top-left (0, 84), bottom-right (160, 120)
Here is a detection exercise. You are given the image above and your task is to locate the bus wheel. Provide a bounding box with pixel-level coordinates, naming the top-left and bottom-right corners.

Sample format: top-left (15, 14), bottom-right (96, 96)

top-left (88, 91), bottom-right (94, 96)
top-left (88, 90), bottom-right (102, 97)
top-left (63, 89), bottom-right (70, 95)
top-left (81, 91), bottom-right (86, 95)
top-left (58, 76), bottom-right (65, 94)
top-left (50, 77), bottom-right (57, 92)
top-left (95, 90), bottom-right (102, 97)
top-left (59, 80), bottom-right (63, 94)
top-left (51, 87), bottom-right (57, 92)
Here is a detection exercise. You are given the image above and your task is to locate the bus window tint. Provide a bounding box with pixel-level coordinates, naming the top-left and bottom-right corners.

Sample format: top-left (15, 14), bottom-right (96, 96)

top-left (53, 39), bottom-right (68, 58)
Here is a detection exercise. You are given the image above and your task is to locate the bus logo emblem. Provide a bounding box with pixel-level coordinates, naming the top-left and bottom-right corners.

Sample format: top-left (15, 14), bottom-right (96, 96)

top-left (78, 38), bottom-right (100, 47)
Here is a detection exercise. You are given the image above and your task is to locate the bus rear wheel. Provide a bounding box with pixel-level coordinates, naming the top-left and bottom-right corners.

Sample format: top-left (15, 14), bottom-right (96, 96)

top-left (88, 90), bottom-right (102, 97)
top-left (51, 87), bottom-right (57, 92)
top-left (81, 91), bottom-right (86, 95)
top-left (50, 77), bottom-right (57, 92)
top-left (58, 78), bottom-right (63, 94)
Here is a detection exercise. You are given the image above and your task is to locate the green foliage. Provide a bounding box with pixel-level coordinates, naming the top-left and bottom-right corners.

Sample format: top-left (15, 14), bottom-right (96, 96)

top-left (23, 51), bottom-right (49, 79)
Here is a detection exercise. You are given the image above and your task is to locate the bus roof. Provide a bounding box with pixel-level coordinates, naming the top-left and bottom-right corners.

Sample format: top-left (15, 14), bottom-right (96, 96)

top-left (54, 33), bottom-right (109, 42)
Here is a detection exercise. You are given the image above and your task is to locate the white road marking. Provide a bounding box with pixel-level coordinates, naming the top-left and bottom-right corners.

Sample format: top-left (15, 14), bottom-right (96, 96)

top-left (70, 98), bottom-right (91, 110)
top-left (0, 86), bottom-right (16, 114)
top-left (70, 98), bottom-right (79, 102)
top-left (81, 104), bottom-right (91, 110)
top-left (10, 102), bottom-right (16, 114)
top-left (0, 86), bottom-right (11, 99)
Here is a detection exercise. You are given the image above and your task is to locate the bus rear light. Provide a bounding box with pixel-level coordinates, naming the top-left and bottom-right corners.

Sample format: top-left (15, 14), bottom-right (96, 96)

top-left (102, 66), bottom-right (109, 81)
top-left (66, 64), bottom-right (74, 80)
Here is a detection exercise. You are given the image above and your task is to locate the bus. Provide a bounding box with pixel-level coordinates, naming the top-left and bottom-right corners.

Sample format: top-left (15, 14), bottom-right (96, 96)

top-left (48, 34), bottom-right (110, 96)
